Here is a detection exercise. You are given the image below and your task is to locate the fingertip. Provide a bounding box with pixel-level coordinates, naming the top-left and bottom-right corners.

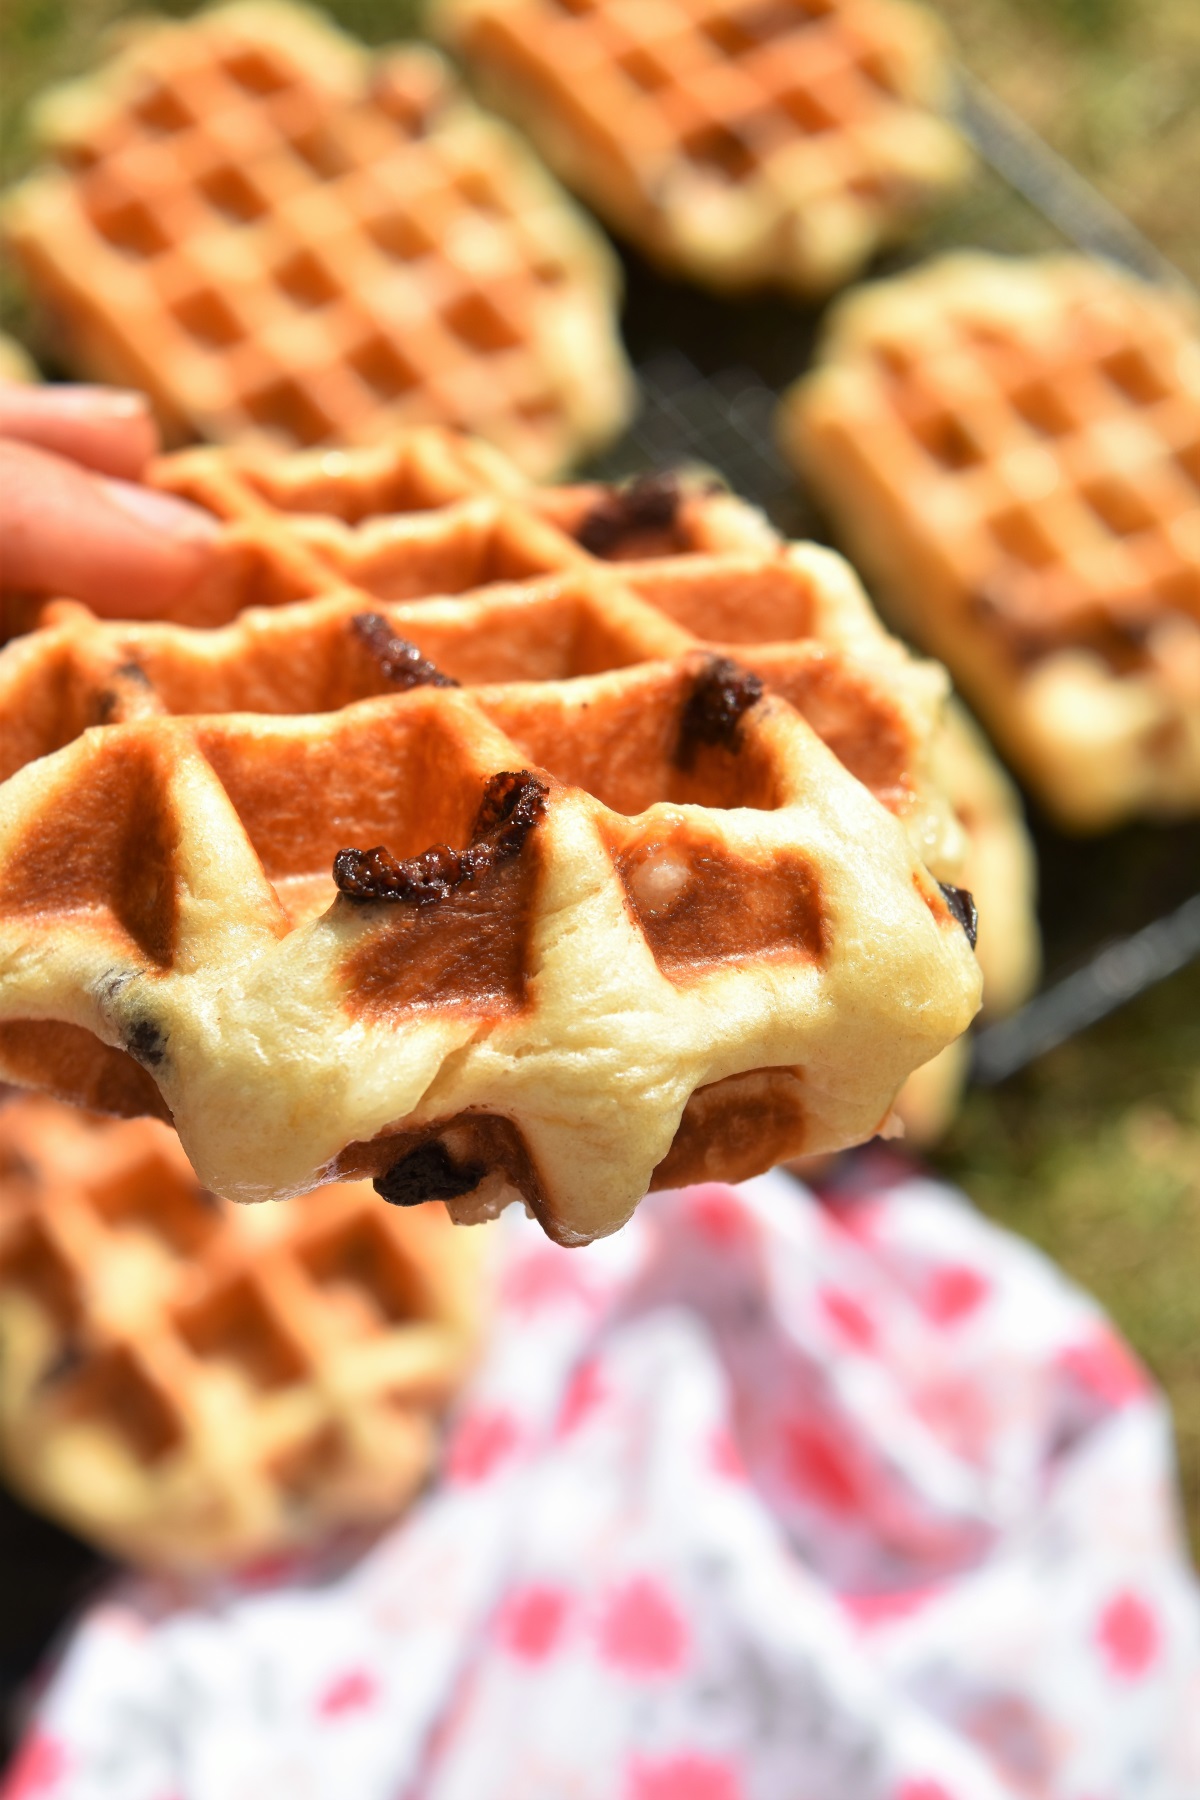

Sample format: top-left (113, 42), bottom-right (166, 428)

top-left (0, 384), bottom-right (160, 479)
top-left (0, 439), bottom-right (218, 619)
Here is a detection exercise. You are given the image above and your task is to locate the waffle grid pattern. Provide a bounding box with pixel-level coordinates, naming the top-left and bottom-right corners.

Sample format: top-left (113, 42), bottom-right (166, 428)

top-left (0, 434), bottom-right (980, 1244)
top-left (0, 1099), bottom-right (483, 1568)
top-left (141, 431), bottom-right (955, 856)
top-left (2, 3), bottom-right (633, 476)
top-left (437, 0), bottom-right (969, 292)
top-left (784, 254), bottom-right (1200, 827)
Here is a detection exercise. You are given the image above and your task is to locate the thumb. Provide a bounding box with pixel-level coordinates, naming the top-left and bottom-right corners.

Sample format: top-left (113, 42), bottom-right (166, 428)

top-left (0, 440), bottom-right (219, 619)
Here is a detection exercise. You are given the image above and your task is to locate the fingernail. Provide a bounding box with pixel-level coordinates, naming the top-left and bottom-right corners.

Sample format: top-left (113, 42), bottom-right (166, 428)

top-left (19, 385), bottom-right (150, 419)
top-left (100, 476), bottom-right (222, 542)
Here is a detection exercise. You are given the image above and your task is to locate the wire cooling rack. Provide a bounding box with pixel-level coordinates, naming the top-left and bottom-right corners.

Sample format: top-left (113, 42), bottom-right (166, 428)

top-left (588, 352), bottom-right (804, 529)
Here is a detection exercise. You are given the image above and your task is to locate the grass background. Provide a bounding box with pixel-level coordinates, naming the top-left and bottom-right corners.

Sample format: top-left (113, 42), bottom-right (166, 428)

top-left (1, 0), bottom-right (1198, 1546)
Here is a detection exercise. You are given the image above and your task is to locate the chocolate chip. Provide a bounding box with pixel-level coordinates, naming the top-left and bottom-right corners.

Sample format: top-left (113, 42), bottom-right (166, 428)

top-left (95, 659), bottom-right (154, 723)
top-left (938, 882), bottom-right (979, 950)
top-left (575, 471), bottom-right (681, 556)
top-left (333, 769), bottom-right (548, 905)
top-left (352, 612), bottom-right (458, 690)
top-left (375, 1141), bottom-right (485, 1206)
top-left (125, 1018), bottom-right (166, 1067)
top-left (677, 655), bottom-right (764, 767)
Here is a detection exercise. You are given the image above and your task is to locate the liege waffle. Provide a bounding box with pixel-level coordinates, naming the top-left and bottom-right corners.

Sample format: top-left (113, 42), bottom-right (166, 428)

top-left (434, 0), bottom-right (970, 295)
top-left (1, 2), bottom-right (633, 477)
top-left (782, 253), bottom-right (1200, 829)
top-left (0, 440), bottom-right (981, 1246)
top-left (0, 1095), bottom-right (485, 1569)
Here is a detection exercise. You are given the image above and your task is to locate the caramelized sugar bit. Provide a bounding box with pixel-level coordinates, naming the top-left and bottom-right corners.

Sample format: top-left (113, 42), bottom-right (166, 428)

top-left (575, 471), bottom-right (681, 556)
top-left (333, 769), bottom-right (548, 906)
top-left (352, 612), bottom-right (458, 690)
top-left (677, 656), bottom-right (764, 768)
top-left (937, 881), bottom-right (978, 949)
top-left (375, 1140), bottom-right (485, 1206)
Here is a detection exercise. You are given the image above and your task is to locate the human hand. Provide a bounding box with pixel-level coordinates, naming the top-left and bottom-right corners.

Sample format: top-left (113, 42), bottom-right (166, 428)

top-left (0, 383), bottom-right (219, 618)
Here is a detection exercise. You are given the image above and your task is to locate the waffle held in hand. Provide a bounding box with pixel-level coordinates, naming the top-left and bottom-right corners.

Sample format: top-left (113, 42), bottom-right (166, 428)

top-left (1, 2), bottom-right (633, 478)
top-left (782, 253), bottom-right (1200, 829)
top-left (0, 1096), bottom-right (485, 1569)
top-left (0, 439), bottom-right (981, 1246)
top-left (434, 0), bottom-right (969, 295)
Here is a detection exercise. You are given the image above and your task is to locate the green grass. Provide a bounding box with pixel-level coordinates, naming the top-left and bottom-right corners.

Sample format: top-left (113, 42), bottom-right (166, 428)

top-left (939, 0), bottom-right (1200, 285)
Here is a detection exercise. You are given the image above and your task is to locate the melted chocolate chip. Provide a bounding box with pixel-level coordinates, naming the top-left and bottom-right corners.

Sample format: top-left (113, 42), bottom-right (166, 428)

top-left (375, 1141), bottom-right (486, 1207)
top-left (333, 769), bottom-right (549, 906)
top-left (125, 1018), bottom-right (166, 1067)
top-left (575, 471), bottom-right (681, 557)
top-left (677, 656), bottom-right (764, 768)
top-left (938, 881), bottom-right (979, 950)
top-left (96, 659), bottom-right (154, 724)
top-left (352, 612), bottom-right (458, 690)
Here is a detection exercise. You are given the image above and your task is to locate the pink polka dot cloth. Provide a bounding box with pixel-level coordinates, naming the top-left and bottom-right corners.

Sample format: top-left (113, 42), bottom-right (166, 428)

top-left (6, 1158), bottom-right (1200, 1800)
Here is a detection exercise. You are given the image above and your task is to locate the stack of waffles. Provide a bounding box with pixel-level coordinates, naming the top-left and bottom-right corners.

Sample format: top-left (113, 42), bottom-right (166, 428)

top-left (434, 0), bottom-right (970, 294)
top-left (0, 1096), bottom-right (486, 1569)
top-left (0, 429), bottom-right (983, 1250)
top-left (1, 2), bottom-right (633, 476)
top-left (782, 253), bottom-right (1200, 828)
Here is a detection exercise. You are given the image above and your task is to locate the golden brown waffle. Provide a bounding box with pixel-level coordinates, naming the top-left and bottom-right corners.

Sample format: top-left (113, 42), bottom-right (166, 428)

top-left (434, 0), bottom-right (969, 295)
top-left (1, 2), bottom-right (633, 476)
top-left (782, 254), bottom-right (1200, 829)
top-left (0, 439), bottom-right (981, 1244)
top-left (892, 699), bottom-right (1038, 1142)
top-left (0, 1095), bottom-right (485, 1569)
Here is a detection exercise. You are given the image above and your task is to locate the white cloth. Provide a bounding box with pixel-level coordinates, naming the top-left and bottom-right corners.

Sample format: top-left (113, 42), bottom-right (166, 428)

top-left (5, 1157), bottom-right (1199, 1800)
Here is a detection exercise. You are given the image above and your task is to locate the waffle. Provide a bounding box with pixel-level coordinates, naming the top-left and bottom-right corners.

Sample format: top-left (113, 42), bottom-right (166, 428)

top-left (137, 434), bottom-right (793, 627)
top-left (782, 253), bottom-right (1200, 829)
top-left (1, 2), bottom-right (633, 478)
top-left (892, 699), bottom-right (1037, 1142)
top-left (0, 1095), bottom-right (485, 1569)
top-left (0, 441), bottom-right (981, 1245)
top-left (434, 0), bottom-right (970, 295)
